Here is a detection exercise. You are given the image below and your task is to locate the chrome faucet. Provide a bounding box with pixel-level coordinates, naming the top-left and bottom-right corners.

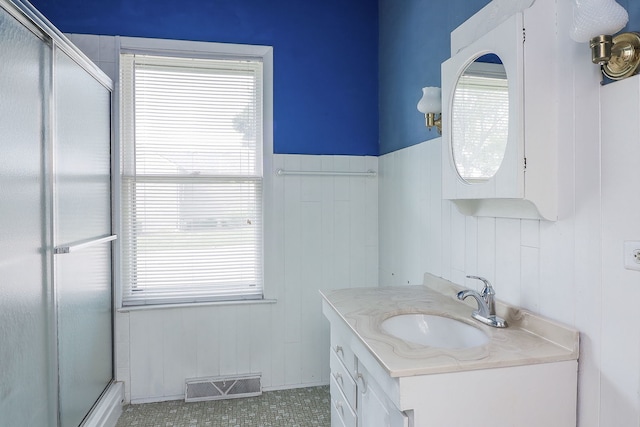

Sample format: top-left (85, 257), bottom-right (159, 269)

top-left (457, 275), bottom-right (507, 328)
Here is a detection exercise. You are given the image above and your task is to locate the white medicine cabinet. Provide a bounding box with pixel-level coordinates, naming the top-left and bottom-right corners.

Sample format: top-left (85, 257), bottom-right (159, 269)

top-left (441, 0), bottom-right (559, 221)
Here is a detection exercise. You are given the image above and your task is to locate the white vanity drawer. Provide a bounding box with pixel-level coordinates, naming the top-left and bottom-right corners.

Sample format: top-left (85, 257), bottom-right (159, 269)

top-left (330, 347), bottom-right (357, 408)
top-left (331, 327), bottom-right (358, 378)
top-left (330, 374), bottom-right (357, 427)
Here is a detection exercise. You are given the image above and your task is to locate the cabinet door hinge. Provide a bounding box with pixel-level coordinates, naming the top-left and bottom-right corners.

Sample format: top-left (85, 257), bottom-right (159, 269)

top-left (523, 157), bottom-right (527, 170)
top-left (523, 28), bottom-right (526, 44)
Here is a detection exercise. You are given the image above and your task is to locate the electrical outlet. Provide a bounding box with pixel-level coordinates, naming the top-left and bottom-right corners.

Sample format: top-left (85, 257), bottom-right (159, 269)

top-left (623, 241), bottom-right (640, 271)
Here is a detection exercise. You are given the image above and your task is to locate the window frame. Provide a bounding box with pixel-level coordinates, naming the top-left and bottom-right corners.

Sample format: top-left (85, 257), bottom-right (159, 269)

top-left (113, 36), bottom-right (273, 309)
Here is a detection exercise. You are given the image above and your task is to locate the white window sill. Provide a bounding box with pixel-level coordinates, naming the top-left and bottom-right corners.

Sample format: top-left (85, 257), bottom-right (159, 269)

top-left (117, 298), bottom-right (277, 312)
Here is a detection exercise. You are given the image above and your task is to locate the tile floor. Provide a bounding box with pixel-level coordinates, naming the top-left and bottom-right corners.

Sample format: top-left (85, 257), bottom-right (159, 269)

top-left (115, 386), bottom-right (330, 427)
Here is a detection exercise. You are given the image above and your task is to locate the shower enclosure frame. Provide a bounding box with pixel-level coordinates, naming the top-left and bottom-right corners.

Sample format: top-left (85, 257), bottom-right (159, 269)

top-left (0, 0), bottom-right (121, 425)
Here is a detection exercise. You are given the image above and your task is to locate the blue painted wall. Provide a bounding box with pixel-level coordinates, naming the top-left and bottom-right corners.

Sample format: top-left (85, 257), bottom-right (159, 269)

top-left (619, 0), bottom-right (640, 34)
top-left (29, 0), bottom-right (640, 156)
top-left (378, 0), bottom-right (491, 155)
top-left (30, 0), bottom-right (378, 156)
top-left (379, 0), bottom-right (640, 155)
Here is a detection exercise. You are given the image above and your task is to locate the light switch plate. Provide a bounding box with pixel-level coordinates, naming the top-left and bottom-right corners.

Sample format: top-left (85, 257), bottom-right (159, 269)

top-left (623, 241), bottom-right (640, 271)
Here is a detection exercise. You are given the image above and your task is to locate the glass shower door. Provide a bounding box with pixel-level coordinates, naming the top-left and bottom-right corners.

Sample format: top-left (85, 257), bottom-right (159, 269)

top-left (0, 7), bottom-right (54, 426)
top-left (53, 48), bottom-right (113, 427)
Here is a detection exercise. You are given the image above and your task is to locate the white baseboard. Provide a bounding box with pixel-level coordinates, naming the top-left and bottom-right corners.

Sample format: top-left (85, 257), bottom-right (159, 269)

top-left (82, 382), bottom-right (124, 427)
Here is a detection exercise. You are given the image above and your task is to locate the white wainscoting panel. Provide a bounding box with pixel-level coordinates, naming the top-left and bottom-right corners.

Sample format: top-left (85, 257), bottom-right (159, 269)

top-left (378, 74), bottom-right (640, 427)
top-left (117, 154), bottom-right (378, 402)
top-left (599, 75), bottom-right (640, 426)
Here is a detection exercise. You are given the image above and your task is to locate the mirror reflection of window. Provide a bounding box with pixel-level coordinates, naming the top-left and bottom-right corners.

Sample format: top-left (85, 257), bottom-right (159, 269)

top-left (452, 56), bottom-right (509, 183)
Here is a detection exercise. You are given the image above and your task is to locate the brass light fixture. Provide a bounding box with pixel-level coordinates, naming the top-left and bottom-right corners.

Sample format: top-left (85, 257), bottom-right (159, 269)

top-left (571, 0), bottom-right (637, 80)
top-left (590, 32), bottom-right (640, 80)
top-left (417, 86), bottom-right (442, 134)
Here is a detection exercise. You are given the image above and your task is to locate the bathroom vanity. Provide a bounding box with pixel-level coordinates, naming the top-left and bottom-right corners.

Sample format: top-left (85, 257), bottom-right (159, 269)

top-left (321, 274), bottom-right (579, 427)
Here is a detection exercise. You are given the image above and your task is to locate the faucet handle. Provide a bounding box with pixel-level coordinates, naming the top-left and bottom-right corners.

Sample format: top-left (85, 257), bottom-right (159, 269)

top-left (466, 275), bottom-right (495, 296)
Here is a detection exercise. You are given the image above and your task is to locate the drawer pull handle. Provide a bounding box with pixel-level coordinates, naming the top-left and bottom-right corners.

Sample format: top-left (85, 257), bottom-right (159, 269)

top-left (334, 372), bottom-right (344, 386)
top-left (333, 399), bottom-right (344, 416)
top-left (356, 373), bottom-right (367, 394)
top-left (335, 345), bottom-right (344, 356)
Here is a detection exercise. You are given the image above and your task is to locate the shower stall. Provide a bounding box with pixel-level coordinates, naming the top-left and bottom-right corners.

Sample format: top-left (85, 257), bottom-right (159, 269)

top-left (0, 0), bottom-right (118, 425)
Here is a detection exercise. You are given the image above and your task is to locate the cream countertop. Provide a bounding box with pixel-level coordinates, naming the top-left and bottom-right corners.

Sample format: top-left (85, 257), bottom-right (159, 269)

top-left (320, 273), bottom-right (579, 378)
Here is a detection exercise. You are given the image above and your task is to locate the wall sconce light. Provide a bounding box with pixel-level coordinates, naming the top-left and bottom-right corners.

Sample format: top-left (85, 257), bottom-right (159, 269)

top-left (570, 0), bottom-right (639, 80)
top-left (417, 86), bottom-right (442, 134)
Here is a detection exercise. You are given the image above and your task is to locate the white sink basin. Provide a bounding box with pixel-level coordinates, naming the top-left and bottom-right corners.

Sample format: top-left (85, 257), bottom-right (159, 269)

top-left (381, 314), bottom-right (489, 349)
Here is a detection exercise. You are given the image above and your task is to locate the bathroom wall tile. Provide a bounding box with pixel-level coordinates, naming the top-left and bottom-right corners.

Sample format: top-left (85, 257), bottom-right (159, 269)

top-left (218, 306), bottom-right (239, 377)
top-left (320, 162), bottom-right (336, 288)
top-left (333, 200), bottom-right (351, 287)
top-left (270, 301), bottom-right (287, 388)
top-left (249, 304), bottom-right (273, 386)
top-left (449, 206), bottom-right (466, 274)
top-left (463, 216), bottom-right (478, 285)
top-left (195, 307), bottom-right (221, 378)
top-left (538, 220), bottom-right (575, 325)
top-left (283, 164), bottom-right (302, 344)
top-left (130, 310), bottom-right (165, 401)
top-left (426, 140), bottom-right (444, 278)
top-left (520, 219), bottom-right (540, 248)
top-left (494, 218), bottom-right (521, 305)
top-left (114, 311), bottom-right (131, 403)
top-left (365, 244), bottom-right (379, 285)
top-left (300, 155), bottom-right (323, 202)
top-left (381, 152), bottom-right (399, 286)
top-left (440, 202), bottom-right (453, 282)
top-left (393, 148), bottom-right (418, 285)
top-left (349, 155), bottom-right (366, 173)
top-left (333, 157), bottom-right (350, 201)
top-left (319, 315), bottom-right (331, 382)
top-left (416, 142), bottom-right (431, 283)
top-left (300, 283), bottom-right (325, 384)
top-left (520, 246), bottom-right (540, 312)
top-left (301, 201), bottom-right (323, 285)
top-left (365, 156), bottom-right (378, 248)
top-left (266, 155), bottom-right (285, 300)
top-left (349, 173), bottom-right (368, 287)
top-left (377, 153), bottom-right (394, 285)
top-left (235, 306), bottom-right (254, 376)
top-left (476, 217), bottom-right (496, 287)
top-left (115, 311), bottom-right (130, 344)
top-left (162, 309), bottom-right (198, 397)
top-left (284, 342), bottom-right (302, 385)
top-left (320, 155), bottom-right (334, 172)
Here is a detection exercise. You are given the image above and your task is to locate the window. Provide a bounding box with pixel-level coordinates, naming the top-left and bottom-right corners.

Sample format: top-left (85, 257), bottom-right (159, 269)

top-left (120, 44), bottom-right (268, 306)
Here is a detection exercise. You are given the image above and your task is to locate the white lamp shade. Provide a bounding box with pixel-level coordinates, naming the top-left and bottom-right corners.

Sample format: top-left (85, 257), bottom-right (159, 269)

top-left (417, 87), bottom-right (442, 114)
top-left (571, 0), bottom-right (628, 43)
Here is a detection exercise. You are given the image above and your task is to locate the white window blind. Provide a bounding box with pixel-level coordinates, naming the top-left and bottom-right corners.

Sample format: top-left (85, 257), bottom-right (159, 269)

top-left (451, 66), bottom-right (509, 182)
top-left (120, 53), bottom-right (264, 306)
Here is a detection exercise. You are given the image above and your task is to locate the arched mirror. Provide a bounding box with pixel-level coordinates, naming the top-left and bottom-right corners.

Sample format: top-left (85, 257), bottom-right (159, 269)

top-left (441, 10), bottom-right (557, 220)
top-left (451, 54), bottom-right (509, 183)
top-left (442, 11), bottom-right (524, 203)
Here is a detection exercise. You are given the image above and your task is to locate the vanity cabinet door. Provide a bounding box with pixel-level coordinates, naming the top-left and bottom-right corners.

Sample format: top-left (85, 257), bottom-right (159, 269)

top-left (356, 367), bottom-right (409, 427)
top-left (331, 327), bottom-right (358, 378)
